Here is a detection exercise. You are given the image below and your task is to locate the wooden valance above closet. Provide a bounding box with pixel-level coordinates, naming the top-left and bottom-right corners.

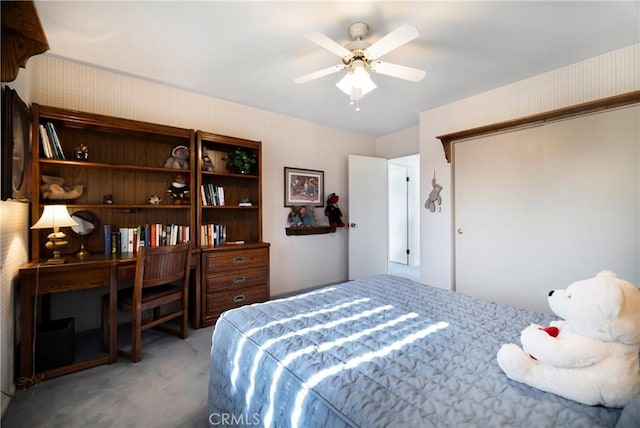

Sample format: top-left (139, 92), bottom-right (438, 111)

top-left (437, 90), bottom-right (640, 163)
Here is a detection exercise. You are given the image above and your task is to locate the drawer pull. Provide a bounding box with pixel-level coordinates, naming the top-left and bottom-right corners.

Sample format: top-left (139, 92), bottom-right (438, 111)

top-left (233, 294), bottom-right (246, 303)
top-left (233, 257), bottom-right (246, 264)
top-left (233, 276), bottom-right (246, 283)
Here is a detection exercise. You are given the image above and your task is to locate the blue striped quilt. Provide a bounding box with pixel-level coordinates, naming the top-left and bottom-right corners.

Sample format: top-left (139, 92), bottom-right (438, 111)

top-left (208, 275), bottom-right (623, 427)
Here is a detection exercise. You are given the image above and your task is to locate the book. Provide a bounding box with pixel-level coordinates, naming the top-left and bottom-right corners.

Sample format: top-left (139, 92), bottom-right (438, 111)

top-left (111, 231), bottom-right (121, 255)
top-left (104, 224), bottom-right (112, 255)
top-left (45, 122), bottom-right (65, 159)
top-left (120, 227), bottom-right (129, 254)
top-left (39, 124), bottom-right (53, 158)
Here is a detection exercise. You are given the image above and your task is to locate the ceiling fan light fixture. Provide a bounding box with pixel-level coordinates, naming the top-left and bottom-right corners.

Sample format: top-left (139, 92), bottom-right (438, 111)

top-left (336, 61), bottom-right (377, 107)
top-left (297, 21), bottom-right (424, 111)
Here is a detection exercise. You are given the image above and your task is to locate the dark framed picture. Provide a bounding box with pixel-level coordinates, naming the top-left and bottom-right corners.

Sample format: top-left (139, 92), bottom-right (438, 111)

top-left (1, 87), bottom-right (32, 201)
top-left (284, 167), bottom-right (324, 207)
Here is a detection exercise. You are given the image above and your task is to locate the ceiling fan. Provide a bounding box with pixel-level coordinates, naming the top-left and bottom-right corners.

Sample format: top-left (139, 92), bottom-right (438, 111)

top-left (294, 22), bottom-right (426, 110)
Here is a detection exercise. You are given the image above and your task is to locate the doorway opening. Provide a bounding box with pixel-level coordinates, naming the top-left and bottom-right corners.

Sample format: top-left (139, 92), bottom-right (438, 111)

top-left (388, 154), bottom-right (420, 281)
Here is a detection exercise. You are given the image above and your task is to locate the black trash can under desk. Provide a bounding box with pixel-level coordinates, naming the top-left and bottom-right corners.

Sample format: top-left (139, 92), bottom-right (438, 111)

top-left (35, 317), bottom-right (75, 372)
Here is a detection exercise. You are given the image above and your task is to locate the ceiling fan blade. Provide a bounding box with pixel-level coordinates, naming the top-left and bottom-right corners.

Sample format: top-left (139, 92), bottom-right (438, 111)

top-left (294, 64), bottom-right (346, 84)
top-left (364, 23), bottom-right (419, 60)
top-left (304, 31), bottom-right (353, 59)
top-left (370, 61), bottom-right (426, 82)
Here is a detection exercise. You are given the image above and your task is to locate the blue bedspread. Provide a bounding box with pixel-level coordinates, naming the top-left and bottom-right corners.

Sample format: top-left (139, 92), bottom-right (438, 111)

top-left (208, 275), bottom-right (623, 427)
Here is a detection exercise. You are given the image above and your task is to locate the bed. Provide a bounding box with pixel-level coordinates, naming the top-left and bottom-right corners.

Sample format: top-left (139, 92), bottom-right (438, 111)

top-left (208, 274), bottom-right (632, 427)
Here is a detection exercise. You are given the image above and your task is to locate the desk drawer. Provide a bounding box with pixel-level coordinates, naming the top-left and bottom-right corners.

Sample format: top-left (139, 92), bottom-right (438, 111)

top-left (205, 266), bottom-right (268, 293)
top-left (206, 284), bottom-right (268, 316)
top-left (205, 248), bottom-right (268, 273)
top-left (32, 269), bottom-right (111, 294)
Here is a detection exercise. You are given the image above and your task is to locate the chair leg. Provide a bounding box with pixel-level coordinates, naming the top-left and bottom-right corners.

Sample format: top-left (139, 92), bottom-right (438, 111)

top-left (131, 310), bottom-right (142, 363)
top-left (181, 296), bottom-right (188, 339)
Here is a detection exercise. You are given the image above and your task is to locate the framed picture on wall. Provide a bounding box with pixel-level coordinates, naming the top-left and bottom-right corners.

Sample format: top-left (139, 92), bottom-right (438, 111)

top-left (284, 167), bottom-right (324, 207)
top-left (1, 87), bottom-right (32, 201)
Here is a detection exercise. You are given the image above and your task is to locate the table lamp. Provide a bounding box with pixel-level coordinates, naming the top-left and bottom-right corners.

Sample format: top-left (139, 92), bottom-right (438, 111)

top-left (31, 205), bottom-right (78, 264)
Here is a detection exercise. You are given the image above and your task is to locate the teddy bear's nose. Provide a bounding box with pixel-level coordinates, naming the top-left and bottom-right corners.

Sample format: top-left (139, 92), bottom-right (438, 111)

top-left (548, 290), bottom-right (555, 297)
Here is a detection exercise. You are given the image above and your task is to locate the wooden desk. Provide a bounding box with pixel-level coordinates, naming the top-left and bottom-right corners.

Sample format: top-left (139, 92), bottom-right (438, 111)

top-left (18, 249), bottom-right (202, 383)
top-left (19, 258), bottom-right (119, 382)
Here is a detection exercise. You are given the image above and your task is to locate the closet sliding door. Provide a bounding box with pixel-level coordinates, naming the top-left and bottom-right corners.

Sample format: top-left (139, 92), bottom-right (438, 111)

top-left (454, 105), bottom-right (639, 313)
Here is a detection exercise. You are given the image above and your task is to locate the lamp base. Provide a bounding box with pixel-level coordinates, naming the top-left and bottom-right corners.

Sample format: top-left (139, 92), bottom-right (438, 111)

top-left (45, 249), bottom-right (66, 264)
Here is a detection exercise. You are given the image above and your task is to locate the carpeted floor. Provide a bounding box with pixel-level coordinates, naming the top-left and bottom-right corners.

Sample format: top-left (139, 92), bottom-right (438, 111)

top-left (2, 324), bottom-right (215, 428)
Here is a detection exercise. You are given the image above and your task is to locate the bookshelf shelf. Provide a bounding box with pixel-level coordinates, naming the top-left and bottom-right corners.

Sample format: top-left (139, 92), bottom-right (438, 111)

top-left (31, 104), bottom-right (195, 261)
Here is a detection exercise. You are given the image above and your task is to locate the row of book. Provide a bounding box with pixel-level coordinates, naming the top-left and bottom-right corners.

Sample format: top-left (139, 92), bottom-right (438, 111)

top-left (104, 223), bottom-right (190, 255)
top-left (200, 223), bottom-right (227, 247)
top-left (200, 184), bottom-right (226, 206)
top-left (39, 122), bottom-right (66, 159)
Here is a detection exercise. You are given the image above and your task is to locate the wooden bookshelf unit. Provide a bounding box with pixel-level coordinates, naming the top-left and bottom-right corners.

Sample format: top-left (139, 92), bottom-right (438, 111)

top-left (31, 104), bottom-right (196, 261)
top-left (196, 130), bottom-right (270, 326)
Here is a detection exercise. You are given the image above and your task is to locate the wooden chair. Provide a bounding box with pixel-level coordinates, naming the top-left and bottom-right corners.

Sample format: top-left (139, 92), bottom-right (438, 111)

top-left (102, 242), bottom-right (192, 362)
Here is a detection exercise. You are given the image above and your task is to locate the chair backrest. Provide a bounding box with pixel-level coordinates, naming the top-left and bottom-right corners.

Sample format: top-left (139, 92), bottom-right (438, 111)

top-left (134, 242), bottom-right (192, 290)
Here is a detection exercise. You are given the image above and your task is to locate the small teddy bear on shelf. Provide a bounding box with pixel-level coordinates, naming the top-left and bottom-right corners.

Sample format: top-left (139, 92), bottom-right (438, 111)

top-left (202, 147), bottom-right (214, 172)
top-left (324, 193), bottom-right (345, 228)
top-left (164, 145), bottom-right (189, 169)
top-left (167, 173), bottom-right (190, 205)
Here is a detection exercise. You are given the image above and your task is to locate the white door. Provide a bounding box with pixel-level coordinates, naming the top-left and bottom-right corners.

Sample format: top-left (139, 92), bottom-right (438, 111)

top-left (455, 106), bottom-right (640, 313)
top-left (348, 154), bottom-right (388, 280)
top-left (388, 164), bottom-right (408, 264)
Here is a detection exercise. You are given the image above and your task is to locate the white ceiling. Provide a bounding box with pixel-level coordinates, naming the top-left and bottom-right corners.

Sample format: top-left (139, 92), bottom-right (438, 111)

top-left (33, 1), bottom-right (639, 137)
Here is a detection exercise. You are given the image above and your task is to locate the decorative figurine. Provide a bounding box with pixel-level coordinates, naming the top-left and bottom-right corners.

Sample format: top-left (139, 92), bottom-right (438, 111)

top-left (74, 143), bottom-right (89, 160)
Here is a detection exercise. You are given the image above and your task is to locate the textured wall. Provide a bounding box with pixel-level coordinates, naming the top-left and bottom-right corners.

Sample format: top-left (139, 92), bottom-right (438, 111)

top-left (1, 68), bottom-right (32, 416)
top-left (30, 54), bottom-right (376, 298)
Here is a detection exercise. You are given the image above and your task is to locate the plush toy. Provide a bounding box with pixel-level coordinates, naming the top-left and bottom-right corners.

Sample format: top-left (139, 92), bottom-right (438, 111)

top-left (425, 171), bottom-right (443, 213)
top-left (302, 205), bottom-right (316, 226)
top-left (164, 145), bottom-right (189, 169)
top-left (201, 147), bottom-right (214, 172)
top-left (40, 175), bottom-right (83, 200)
top-left (287, 206), bottom-right (304, 227)
top-left (324, 193), bottom-right (345, 228)
top-left (497, 270), bottom-right (640, 407)
top-left (166, 173), bottom-right (190, 204)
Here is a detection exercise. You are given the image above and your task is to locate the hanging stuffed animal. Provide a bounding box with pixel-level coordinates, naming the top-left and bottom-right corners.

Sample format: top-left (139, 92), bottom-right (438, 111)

top-left (324, 193), bottom-right (345, 228)
top-left (425, 170), bottom-right (442, 212)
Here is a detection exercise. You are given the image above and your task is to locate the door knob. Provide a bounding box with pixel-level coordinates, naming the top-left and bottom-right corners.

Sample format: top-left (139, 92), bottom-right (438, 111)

top-left (350, 223), bottom-right (357, 228)
top-left (457, 228), bottom-right (463, 235)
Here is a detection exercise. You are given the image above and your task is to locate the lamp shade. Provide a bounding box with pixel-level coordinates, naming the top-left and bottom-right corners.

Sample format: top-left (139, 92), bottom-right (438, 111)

top-left (336, 60), bottom-right (377, 101)
top-left (31, 205), bottom-right (78, 229)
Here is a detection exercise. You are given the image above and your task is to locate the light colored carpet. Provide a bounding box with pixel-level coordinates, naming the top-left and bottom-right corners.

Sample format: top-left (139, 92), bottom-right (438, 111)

top-left (2, 325), bottom-right (215, 428)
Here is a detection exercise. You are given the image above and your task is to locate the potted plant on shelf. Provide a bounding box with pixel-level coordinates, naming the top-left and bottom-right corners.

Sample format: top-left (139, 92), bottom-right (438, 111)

top-left (225, 148), bottom-right (257, 174)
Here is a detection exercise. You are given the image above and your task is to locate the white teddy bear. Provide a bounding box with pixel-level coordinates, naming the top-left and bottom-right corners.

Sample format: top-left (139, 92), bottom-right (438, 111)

top-left (497, 270), bottom-right (640, 408)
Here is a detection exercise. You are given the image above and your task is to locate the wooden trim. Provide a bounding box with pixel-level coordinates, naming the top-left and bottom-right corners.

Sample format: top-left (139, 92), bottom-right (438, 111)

top-left (1, 1), bottom-right (49, 82)
top-left (436, 90), bottom-right (640, 163)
